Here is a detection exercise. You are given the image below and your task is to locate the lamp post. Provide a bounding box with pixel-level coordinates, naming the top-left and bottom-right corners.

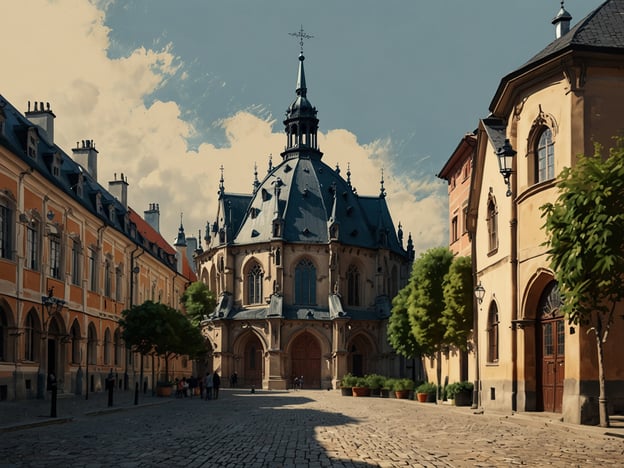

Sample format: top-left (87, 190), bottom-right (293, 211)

top-left (472, 282), bottom-right (485, 410)
top-left (496, 139), bottom-right (516, 197)
top-left (41, 287), bottom-right (66, 417)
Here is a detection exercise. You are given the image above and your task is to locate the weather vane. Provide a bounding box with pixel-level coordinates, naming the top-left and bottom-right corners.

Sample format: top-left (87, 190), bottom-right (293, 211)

top-left (289, 25), bottom-right (314, 54)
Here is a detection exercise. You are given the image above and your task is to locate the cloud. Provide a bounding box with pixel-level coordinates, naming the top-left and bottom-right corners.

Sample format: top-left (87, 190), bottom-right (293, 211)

top-left (1, 0), bottom-right (446, 255)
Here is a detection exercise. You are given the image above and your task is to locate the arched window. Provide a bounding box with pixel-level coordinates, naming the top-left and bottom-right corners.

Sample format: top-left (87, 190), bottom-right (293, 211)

top-left (486, 194), bottom-right (498, 253)
top-left (487, 302), bottom-right (499, 363)
top-left (536, 128), bottom-right (555, 183)
top-left (103, 328), bottom-right (112, 365)
top-left (294, 258), bottom-right (316, 305)
top-left (114, 328), bottom-right (122, 366)
top-left (347, 265), bottom-right (360, 307)
top-left (24, 311), bottom-right (38, 361)
top-left (247, 262), bottom-right (263, 305)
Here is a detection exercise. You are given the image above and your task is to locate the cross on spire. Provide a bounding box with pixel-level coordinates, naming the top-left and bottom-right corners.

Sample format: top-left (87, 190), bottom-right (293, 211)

top-left (289, 25), bottom-right (314, 54)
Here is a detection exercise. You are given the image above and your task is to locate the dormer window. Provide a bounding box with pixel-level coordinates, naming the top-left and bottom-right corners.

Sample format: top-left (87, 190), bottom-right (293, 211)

top-left (52, 152), bottom-right (61, 178)
top-left (27, 128), bottom-right (38, 159)
top-left (96, 193), bottom-right (103, 215)
top-left (108, 205), bottom-right (115, 222)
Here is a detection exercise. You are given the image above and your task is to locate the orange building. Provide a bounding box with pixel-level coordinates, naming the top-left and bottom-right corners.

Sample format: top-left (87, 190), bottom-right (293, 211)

top-left (0, 96), bottom-right (195, 401)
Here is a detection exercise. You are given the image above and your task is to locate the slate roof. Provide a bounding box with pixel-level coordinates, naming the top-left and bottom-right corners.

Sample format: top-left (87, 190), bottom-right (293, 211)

top-left (491, 0), bottom-right (624, 111)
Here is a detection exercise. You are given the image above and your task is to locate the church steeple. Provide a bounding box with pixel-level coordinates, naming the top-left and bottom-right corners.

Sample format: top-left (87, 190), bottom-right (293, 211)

top-left (281, 27), bottom-right (322, 162)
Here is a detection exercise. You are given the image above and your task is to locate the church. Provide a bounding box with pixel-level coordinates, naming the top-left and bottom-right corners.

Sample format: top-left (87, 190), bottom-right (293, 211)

top-left (195, 42), bottom-right (413, 390)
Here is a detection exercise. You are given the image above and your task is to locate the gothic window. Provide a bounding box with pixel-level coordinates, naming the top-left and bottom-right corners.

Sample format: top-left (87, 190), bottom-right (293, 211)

top-left (487, 302), bottom-right (499, 363)
top-left (114, 328), bottom-right (122, 366)
top-left (247, 262), bottom-right (264, 305)
top-left (294, 258), bottom-right (316, 305)
top-left (49, 234), bottom-right (61, 279)
top-left (536, 128), bottom-right (555, 183)
top-left (486, 195), bottom-right (498, 253)
top-left (71, 239), bottom-right (81, 286)
top-left (347, 264), bottom-right (360, 307)
top-left (26, 222), bottom-right (40, 271)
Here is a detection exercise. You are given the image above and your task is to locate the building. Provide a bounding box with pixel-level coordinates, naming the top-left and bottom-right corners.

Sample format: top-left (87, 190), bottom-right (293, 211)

top-left (0, 96), bottom-right (195, 401)
top-left (467, 0), bottom-right (624, 424)
top-left (196, 48), bottom-right (413, 390)
top-left (433, 132), bottom-right (477, 388)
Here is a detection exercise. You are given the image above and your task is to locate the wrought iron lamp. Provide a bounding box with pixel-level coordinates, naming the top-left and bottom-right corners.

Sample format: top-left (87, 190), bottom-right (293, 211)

top-left (496, 139), bottom-right (516, 197)
top-left (474, 282), bottom-right (485, 304)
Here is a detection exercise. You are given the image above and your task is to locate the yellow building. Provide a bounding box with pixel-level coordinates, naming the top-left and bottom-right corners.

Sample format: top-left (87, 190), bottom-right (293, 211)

top-left (468, 0), bottom-right (624, 424)
top-left (0, 96), bottom-right (195, 401)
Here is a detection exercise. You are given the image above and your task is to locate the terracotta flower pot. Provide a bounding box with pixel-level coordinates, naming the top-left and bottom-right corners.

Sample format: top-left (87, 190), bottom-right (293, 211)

top-left (352, 386), bottom-right (371, 397)
top-left (416, 392), bottom-right (428, 402)
top-left (395, 389), bottom-right (410, 399)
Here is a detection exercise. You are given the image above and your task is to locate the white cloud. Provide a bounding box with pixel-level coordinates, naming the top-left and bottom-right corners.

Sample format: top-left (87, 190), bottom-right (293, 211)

top-left (1, 0), bottom-right (447, 255)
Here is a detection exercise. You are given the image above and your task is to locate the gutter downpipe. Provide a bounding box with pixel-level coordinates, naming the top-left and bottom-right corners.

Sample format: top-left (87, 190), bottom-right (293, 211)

top-left (129, 245), bottom-right (144, 392)
top-left (510, 136), bottom-right (519, 413)
top-left (471, 229), bottom-right (480, 410)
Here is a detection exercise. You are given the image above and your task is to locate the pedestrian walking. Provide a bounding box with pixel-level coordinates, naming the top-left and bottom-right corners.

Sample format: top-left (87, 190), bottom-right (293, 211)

top-left (230, 371), bottom-right (238, 388)
top-left (204, 371), bottom-right (213, 400)
top-left (213, 371), bottom-right (221, 400)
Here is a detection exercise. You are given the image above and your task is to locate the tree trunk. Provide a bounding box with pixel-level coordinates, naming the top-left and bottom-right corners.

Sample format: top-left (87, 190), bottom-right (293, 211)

top-left (595, 324), bottom-right (610, 427)
top-left (436, 349), bottom-right (442, 402)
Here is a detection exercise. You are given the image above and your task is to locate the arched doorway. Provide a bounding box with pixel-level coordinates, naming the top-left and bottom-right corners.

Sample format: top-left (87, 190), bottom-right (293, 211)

top-left (537, 281), bottom-right (564, 413)
top-left (348, 334), bottom-right (373, 377)
top-left (290, 332), bottom-right (321, 389)
top-left (241, 333), bottom-right (263, 388)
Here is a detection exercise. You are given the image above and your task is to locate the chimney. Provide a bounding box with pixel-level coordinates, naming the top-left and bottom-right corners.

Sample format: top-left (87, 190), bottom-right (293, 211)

top-left (552, 1), bottom-right (572, 39)
top-left (72, 140), bottom-right (99, 181)
top-left (25, 100), bottom-right (55, 144)
top-left (108, 172), bottom-right (129, 208)
top-left (144, 203), bottom-right (160, 233)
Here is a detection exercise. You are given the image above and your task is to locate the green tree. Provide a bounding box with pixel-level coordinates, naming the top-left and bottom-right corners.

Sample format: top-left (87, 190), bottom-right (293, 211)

top-left (389, 285), bottom-right (421, 359)
top-left (120, 301), bottom-right (206, 383)
top-left (441, 256), bottom-right (474, 350)
top-left (180, 281), bottom-right (217, 326)
top-left (407, 247), bottom-right (454, 397)
top-left (541, 138), bottom-right (624, 428)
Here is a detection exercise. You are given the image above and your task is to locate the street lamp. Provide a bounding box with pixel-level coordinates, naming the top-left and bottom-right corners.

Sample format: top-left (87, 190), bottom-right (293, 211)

top-left (474, 282), bottom-right (485, 304)
top-left (41, 287), bottom-right (66, 417)
top-left (496, 139), bottom-right (516, 197)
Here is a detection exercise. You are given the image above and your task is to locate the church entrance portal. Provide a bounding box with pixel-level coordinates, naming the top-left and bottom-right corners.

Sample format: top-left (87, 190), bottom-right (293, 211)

top-left (290, 332), bottom-right (321, 389)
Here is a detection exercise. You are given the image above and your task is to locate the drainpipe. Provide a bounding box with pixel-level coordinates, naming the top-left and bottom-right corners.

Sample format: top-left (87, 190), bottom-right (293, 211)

top-left (128, 245), bottom-right (144, 391)
top-left (510, 152), bottom-right (519, 413)
top-left (471, 229), bottom-right (481, 410)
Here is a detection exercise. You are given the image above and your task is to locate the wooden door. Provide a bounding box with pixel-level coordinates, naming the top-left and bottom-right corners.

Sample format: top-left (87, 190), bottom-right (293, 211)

top-left (291, 333), bottom-right (321, 389)
top-left (541, 318), bottom-right (564, 412)
top-left (243, 335), bottom-right (263, 388)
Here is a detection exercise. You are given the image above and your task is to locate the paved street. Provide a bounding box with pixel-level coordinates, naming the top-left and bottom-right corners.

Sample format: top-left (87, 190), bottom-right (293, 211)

top-left (0, 389), bottom-right (623, 467)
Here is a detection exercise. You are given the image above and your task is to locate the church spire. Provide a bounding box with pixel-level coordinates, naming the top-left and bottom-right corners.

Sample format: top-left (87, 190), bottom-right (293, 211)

top-left (281, 26), bottom-right (322, 162)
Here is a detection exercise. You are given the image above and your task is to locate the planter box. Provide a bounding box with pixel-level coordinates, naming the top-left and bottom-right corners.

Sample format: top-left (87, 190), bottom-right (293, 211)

top-left (340, 386), bottom-right (353, 396)
top-left (416, 392), bottom-right (428, 402)
top-left (380, 388), bottom-right (390, 398)
top-left (395, 390), bottom-right (410, 399)
top-left (454, 390), bottom-right (472, 406)
top-left (370, 387), bottom-right (381, 397)
top-left (352, 386), bottom-right (371, 397)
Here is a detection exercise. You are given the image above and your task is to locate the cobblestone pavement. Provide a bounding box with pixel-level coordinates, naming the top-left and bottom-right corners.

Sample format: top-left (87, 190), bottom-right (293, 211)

top-left (0, 389), bottom-right (623, 467)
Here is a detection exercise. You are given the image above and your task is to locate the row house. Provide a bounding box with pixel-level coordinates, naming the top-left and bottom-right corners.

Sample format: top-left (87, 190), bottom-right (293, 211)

top-left (0, 95), bottom-right (195, 401)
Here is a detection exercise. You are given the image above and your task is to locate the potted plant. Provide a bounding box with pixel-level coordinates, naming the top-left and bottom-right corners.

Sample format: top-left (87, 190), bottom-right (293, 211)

top-left (352, 377), bottom-right (370, 397)
top-left (340, 373), bottom-right (357, 396)
top-left (393, 378), bottom-right (414, 399)
top-left (383, 378), bottom-right (397, 398)
top-left (446, 381), bottom-right (474, 406)
top-left (365, 374), bottom-right (385, 397)
top-left (416, 382), bottom-right (437, 402)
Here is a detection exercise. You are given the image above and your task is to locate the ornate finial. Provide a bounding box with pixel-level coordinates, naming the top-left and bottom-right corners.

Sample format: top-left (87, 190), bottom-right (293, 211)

top-left (379, 168), bottom-right (386, 198)
top-left (289, 25), bottom-right (314, 54)
top-left (346, 162), bottom-right (352, 189)
top-left (267, 154), bottom-right (273, 173)
top-left (253, 162), bottom-right (260, 192)
top-left (219, 164), bottom-right (225, 194)
top-left (397, 222), bottom-right (403, 244)
top-left (180, 212), bottom-right (183, 226)
top-left (335, 163), bottom-right (340, 175)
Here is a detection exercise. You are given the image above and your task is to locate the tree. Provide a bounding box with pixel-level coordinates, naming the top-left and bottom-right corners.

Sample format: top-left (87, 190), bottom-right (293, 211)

top-left (407, 247), bottom-right (454, 397)
top-left (441, 256), bottom-right (474, 350)
top-left (181, 281), bottom-right (217, 326)
top-left (541, 138), bottom-right (624, 428)
top-left (120, 301), bottom-right (206, 383)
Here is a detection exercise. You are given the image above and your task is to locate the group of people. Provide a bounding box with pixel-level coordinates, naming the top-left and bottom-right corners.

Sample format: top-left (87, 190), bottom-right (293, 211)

top-left (172, 371), bottom-right (241, 399)
top-left (202, 371), bottom-right (221, 400)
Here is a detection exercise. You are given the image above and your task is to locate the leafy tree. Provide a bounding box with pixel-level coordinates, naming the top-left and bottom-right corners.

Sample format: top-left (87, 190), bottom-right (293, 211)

top-left (389, 285), bottom-right (421, 359)
top-left (120, 301), bottom-right (206, 383)
top-left (407, 247), bottom-right (454, 397)
top-left (541, 138), bottom-right (624, 428)
top-left (441, 256), bottom-right (474, 350)
top-left (181, 281), bottom-right (217, 326)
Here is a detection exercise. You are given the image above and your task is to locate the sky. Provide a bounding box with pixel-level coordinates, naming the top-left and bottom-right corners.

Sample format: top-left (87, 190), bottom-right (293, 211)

top-left (1, 0), bottom-right (603, 255)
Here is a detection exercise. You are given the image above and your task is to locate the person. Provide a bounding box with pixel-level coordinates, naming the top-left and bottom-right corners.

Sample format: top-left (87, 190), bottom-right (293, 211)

top-left (230, 371), bottom-right (238, 388)
top-left (299, 375), bottom-right (304, 390)
top-left (189, 375), bottom-right (198, 398)
top-left (213, 371), bottom-right (221, 400)
top-left (293, 376), bottom-right (299, 391)
top-left (204, 371), bottom-right (213, 400)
